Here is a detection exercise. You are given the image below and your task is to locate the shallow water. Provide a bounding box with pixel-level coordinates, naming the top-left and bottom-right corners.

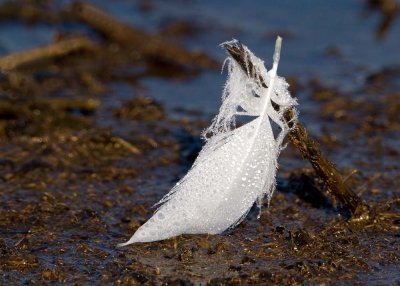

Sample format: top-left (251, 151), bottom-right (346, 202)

top-left (90, 0), bottom-right (400, 111)
top-left (1, 0), bottom-right (400, 112)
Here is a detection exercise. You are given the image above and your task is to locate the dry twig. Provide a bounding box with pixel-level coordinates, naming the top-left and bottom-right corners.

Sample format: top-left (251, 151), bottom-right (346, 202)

top-left (0, 37), bottom-right (96, 71)
top-left (69, 2), bottom-right (218, 69)
top-left (223, 41), bottom-right (368, 217)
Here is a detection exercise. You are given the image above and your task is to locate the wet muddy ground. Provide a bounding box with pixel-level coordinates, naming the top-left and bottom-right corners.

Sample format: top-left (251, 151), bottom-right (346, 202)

top-left (0, 1), bottom-right (399, 285)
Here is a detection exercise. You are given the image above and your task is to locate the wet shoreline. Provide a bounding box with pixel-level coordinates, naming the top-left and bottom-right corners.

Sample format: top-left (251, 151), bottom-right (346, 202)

top-left (0, 1), bottom-right (399, 284)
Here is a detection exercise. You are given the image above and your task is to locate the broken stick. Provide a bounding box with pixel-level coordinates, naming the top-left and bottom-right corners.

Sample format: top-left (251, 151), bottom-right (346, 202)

top-left (223, 40), bottom-right (367, 217)
top-left (69, 2), bottom-right (218, 69)
top-left (0, 37), bottom-right (95, 71)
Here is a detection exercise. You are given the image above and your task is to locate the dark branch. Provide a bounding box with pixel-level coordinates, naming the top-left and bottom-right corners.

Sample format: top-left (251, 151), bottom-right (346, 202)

top-left (223, 40), bottom-right (368, 217)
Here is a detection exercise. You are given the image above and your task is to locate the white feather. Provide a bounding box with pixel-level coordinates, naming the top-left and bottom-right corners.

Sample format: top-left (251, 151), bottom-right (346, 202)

top-left (119, 37), bottom-right (298, 246)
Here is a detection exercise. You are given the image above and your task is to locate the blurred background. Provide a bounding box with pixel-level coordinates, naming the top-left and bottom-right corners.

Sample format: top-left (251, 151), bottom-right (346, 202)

top-left (0, 0), bottom-right (399, 284)
top-left (0, 0), bottom-right (399, 113)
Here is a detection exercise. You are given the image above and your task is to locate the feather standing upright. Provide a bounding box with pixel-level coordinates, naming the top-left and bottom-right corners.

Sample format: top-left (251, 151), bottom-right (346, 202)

top-left (119, 37), bottom-right (298, 246)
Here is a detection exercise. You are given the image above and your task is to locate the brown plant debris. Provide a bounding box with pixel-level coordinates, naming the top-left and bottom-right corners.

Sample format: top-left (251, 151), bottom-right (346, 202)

top-left (0, 37), bottom-right (96, 71)
top-left (68, 2), bottom-right (218, 69)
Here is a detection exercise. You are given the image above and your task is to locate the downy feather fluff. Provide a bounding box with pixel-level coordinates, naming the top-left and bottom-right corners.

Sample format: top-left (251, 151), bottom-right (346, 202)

top-left (119, 37), bottom-right (298, 246)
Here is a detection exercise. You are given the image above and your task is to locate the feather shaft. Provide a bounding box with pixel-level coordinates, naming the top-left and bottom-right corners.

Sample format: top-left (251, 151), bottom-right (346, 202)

top-left (119, 37), bottom-right (297, 246)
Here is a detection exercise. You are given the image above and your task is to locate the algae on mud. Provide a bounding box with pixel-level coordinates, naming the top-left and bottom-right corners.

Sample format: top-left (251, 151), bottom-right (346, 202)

top-left (0, 0), bottom-right (399, 285)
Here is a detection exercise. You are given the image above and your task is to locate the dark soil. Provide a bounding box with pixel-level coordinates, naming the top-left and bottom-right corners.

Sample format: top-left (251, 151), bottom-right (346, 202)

top-left (0, 1), bottom-right (399, 285)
